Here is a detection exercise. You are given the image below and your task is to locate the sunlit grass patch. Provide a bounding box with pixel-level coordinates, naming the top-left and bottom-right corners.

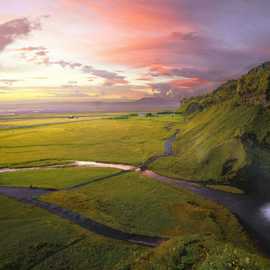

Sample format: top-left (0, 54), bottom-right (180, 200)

top-left (41, 171), bottom-right (249, 247)
top-left (0, 167), bottom-right (119, 189)
top-left (0, 115), bottom-right (180, 168)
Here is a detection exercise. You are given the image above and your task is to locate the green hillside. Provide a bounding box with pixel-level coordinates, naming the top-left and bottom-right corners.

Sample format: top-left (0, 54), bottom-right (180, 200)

top-left (122, 235), bottom-right (270, 270)
top-left (151, 62), bottom-right (270, 196)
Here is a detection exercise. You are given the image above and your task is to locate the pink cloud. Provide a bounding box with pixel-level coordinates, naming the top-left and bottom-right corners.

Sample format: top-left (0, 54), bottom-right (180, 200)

top-left (82, 65), bottom-right (128, 86)
top-left (98, 31), bottom-right (203, 67)
top-left (61, 0), bottom-right (191, 32)
top-left (0, 18), bottom-right (41, 52)
top-left (103, 77), bottom-right (128, 87)
top-left (170, 78), bottom-right (208, 88)
top-left (15, 45), bottom-right (129, 86)
top-left (150, 77), bottom-right (210, 99)
top-left (15, 46), bottom-right (46, 52)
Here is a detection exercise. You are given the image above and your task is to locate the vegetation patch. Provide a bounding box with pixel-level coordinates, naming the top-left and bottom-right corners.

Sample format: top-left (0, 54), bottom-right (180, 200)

top-left (42, 171), bottom-right (250, 247)
top-left (0, 115), bottom-right (180, 168)
top-left (121, 235), bottom-right (270, 270)
top-left (206, 184), bottom-right (244, 194)
top-left (151, 63), bottom-right (270, 197)
top-left (0, 196), bottom-right (146, 270)
top-left (0, 167), bottom-right (119, 189)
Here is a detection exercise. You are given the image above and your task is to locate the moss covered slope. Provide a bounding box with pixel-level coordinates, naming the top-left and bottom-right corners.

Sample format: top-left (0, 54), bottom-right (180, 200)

top-left (151, 62), bottom-right (270, 196)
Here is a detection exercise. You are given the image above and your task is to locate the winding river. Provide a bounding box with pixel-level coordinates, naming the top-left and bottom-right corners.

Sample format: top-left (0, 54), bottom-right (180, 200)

top-left (0, 132), bottom-right (270, 253)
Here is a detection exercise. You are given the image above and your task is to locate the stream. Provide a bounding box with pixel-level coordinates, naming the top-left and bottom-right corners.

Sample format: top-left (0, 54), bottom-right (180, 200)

top-left (0, 131), bottom-right (270, 252)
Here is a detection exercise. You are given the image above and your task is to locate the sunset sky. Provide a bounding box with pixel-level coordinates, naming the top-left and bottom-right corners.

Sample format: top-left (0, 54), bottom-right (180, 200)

top-left (1, 0), bottom-right (270, 102)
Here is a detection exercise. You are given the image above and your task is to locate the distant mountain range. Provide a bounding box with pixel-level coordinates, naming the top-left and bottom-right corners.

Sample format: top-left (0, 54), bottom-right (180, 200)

top-left (0, 97), bottom-right (180, 115)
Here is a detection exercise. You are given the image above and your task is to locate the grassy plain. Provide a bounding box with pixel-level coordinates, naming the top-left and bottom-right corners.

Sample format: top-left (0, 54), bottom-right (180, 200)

top-left (42, 171), bottom-right (249, 242)
top-left (41, 171), bottom-right (270, 269)
top-left (0, 195), bottom-right (146, 270)
top-left (1, 111), bottom-right (270, 269)
top-left (0, 113), bottom-right (116, 129)
top-left (0, 114), bottom-right (180, 168)
top-left (0, 167), bottom-right (119, 189)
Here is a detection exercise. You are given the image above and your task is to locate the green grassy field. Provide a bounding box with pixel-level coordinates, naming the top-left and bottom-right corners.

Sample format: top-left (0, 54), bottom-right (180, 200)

top-left (0, 114), bottom-right (180, 168)
top-left (1, 107), bottom-right (270, 268)
top-left (0, 113), bottom-right (117, 129)
top-left (2, 166), bottom-right (267, 269)
top-left (122, 235), bottom-right (270, 270)
top-left (0, 167), bottom-right (119, 189)
top-left (0, 195), bottom-right (146, 270)
top-left (41, 171), bottom-right (249, 243)
top-left (1, 174), bottom-right (269, 269)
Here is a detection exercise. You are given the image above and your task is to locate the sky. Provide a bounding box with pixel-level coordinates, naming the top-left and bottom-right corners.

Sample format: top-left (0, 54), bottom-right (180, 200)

top-left (1, 0), bottom-right (270, 103)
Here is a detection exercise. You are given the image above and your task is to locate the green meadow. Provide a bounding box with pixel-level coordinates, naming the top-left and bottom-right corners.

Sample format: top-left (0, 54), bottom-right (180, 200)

top-left (0, 196), bottom-right (146, 270)
top-left (0, 114), bottom-right (180, 168)
top-left (1, 69), bottom-right (270, 270)
top-left (123, 235), bottom-right (270, 270)
top-left (0, 167), bottom-right (119, 189)
top-left (41, 171), bottom-right (247, 239)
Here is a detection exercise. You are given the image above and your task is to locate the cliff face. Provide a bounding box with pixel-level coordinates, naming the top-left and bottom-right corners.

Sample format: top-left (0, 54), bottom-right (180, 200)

top-left (180, 62), bottom-right (270, 114)
top-left (237, 62), bottom-right (270, 106)
top-left (154, 63), bottom-right (270, 197)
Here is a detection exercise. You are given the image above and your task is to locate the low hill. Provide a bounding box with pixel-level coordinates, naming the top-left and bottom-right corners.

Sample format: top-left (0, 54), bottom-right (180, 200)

top-left (151, 62), bottom-right (270, 197)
